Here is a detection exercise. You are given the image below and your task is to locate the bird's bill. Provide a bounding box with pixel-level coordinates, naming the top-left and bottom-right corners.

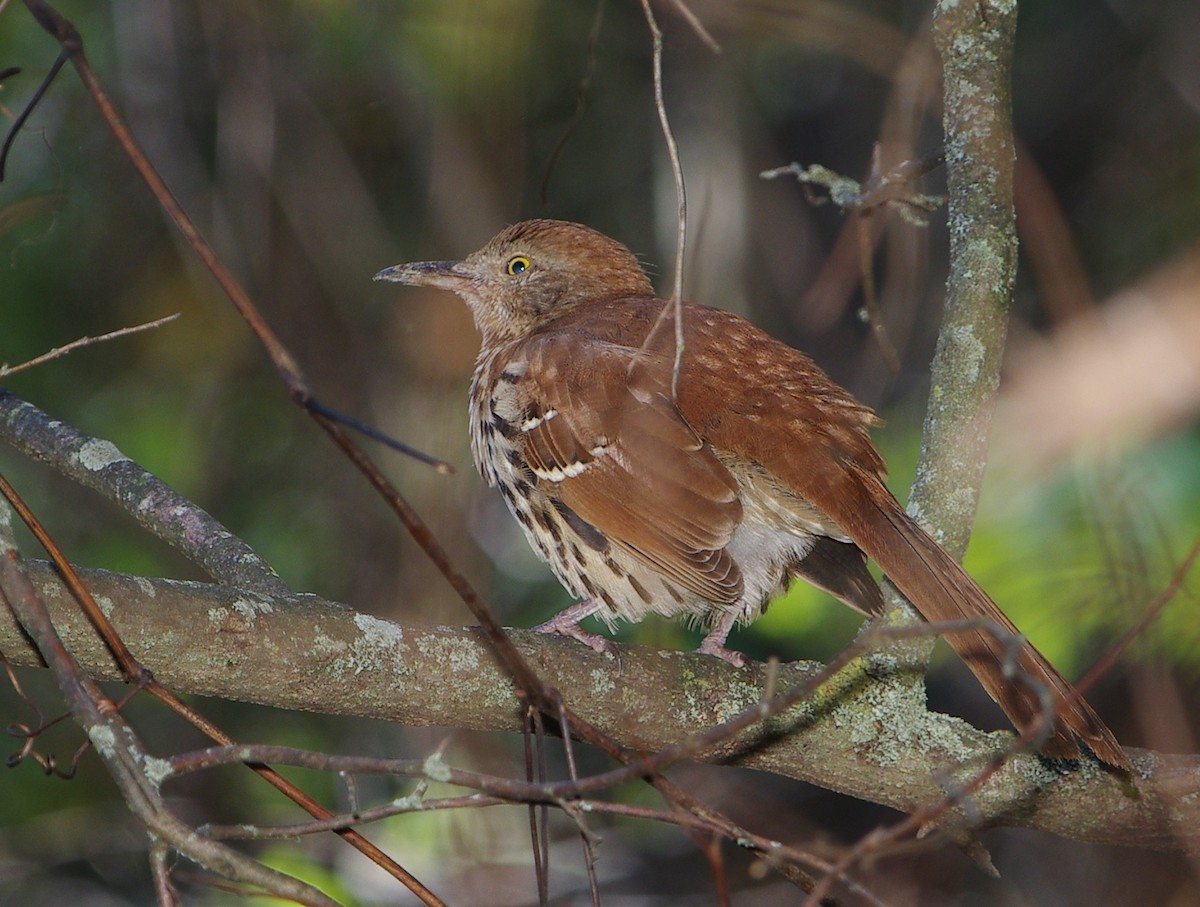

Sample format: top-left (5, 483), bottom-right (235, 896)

top-left (373, 260), bottom-right (472, 291)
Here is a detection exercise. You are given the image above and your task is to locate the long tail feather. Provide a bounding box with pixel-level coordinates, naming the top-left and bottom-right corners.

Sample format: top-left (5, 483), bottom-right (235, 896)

top-left (842, 469), bottom-right (1128, 769)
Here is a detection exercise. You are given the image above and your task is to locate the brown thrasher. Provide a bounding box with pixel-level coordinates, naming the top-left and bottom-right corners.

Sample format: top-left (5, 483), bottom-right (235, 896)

top-left (376, 218), bottom-right (1127, 768)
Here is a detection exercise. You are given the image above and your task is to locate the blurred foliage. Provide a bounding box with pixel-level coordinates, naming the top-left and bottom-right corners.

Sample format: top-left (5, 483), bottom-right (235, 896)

top-left (2, 0), bottom-right (1199, 904)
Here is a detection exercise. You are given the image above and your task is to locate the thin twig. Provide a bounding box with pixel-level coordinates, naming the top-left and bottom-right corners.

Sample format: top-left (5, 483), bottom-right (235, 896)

top-left (639, 0), bottom-right (687, 398)
top-left (303, 398), bottom-right (453, 473)
top-left (1074, 531), bottom-right (1200, 700)
top-left (760, 156), bottom-right (944, 218)
top-left (856, 207), bottom-right (901, 374)
top-left (556, 701), bottom-right (602, 907)
top-left (0, 46), bottom-right (69, 180)
top-left (667, 0), bottom-right (721, 53)
top-left (762, 150), bottom-right (943, 372)
top-left (0, 314), bottom-right (180, 378)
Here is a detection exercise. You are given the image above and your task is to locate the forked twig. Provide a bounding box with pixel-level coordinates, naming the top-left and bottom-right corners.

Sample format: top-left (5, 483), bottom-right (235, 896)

top-left (762, 150), bottom-right (945, 373)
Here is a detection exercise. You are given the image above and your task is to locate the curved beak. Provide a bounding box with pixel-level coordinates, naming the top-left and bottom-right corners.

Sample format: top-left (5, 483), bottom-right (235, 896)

top-left (373, 259), bottom-right (472, 292)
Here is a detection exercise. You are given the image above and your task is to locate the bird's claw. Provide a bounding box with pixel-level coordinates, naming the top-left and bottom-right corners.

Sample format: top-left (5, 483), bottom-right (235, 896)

top-left (533, 600), bottom-right (618, 659)
top-left (695, 637), bottom-right (748, 667)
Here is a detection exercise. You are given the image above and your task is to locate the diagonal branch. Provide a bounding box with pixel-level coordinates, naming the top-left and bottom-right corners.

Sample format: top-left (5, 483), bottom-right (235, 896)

top-left (0, 388), bottom-right (287, 596)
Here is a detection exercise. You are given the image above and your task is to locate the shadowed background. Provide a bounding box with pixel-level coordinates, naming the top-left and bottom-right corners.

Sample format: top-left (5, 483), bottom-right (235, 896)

top-left (1, 1), bottom-right (1198, 904)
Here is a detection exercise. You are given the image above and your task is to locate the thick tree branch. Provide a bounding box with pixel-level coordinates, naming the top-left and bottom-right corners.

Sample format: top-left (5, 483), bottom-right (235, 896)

top-left (2, 561), bottom-right (1195, 852)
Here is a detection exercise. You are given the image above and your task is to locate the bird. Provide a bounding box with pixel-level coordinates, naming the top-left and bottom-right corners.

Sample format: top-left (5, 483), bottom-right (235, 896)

top-left (375, 218), bottom-right (1128, 769)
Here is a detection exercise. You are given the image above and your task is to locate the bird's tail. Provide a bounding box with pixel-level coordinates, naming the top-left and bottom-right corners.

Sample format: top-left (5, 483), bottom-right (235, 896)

top-left (842, 468), bottom-right (1128, 770)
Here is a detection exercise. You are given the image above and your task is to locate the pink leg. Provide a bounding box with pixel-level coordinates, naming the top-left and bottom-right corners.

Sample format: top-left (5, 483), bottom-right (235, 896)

top-left (696, 610), bottom-right (747, 667)
top-left (532, 599), bottom-right (615, 656)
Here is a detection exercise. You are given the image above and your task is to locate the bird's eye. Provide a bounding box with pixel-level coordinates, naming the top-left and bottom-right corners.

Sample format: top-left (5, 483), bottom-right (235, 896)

top-left (506, 256), bottom-right (531, 276)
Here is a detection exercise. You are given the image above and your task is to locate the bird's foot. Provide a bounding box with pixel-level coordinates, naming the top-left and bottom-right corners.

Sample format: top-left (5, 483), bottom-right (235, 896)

top-left (532, 600), bottom-right (616, 657)
top-left (695, 637), bottom-right (748, 667)
top-left (696, 613), bottom-right (747, 666)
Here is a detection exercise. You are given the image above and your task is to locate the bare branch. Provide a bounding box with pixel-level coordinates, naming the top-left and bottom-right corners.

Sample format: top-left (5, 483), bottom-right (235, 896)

top-left (0, 388), bottom-right (287, 595)
top-left (762, 150), bottom-right (945, 374)
top-left (2, 560), bottom-right (1195, 852)
top-left (639, 0), bottom-right (687, 396)
top-left (0, 314), bottom-right (180, 378)
top-left (667, 0), bottom-right (721, 53)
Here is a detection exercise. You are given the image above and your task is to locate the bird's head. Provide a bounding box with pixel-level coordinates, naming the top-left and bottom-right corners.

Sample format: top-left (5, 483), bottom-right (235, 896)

top-left (375, 219), bottom-right (654, 345)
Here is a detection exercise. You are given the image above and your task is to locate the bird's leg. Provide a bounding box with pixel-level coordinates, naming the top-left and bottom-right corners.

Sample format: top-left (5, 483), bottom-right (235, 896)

top-left (532, 599), bottom-right (615, 655)
top-left (696, 610), bottom-right (747, 667)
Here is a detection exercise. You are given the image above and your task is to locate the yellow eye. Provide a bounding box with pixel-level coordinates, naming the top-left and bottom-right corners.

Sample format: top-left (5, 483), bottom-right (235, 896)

top-left (506, 255), bottom-right (531, 276)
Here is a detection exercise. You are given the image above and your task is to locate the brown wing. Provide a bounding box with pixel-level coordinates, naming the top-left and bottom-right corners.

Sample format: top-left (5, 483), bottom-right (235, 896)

top-left (512, 332), bottom-right (744, 605)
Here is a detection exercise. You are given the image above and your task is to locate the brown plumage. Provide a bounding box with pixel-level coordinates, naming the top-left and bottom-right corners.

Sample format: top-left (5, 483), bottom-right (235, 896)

top-left (376, 218), bottom-right (1128, 769)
